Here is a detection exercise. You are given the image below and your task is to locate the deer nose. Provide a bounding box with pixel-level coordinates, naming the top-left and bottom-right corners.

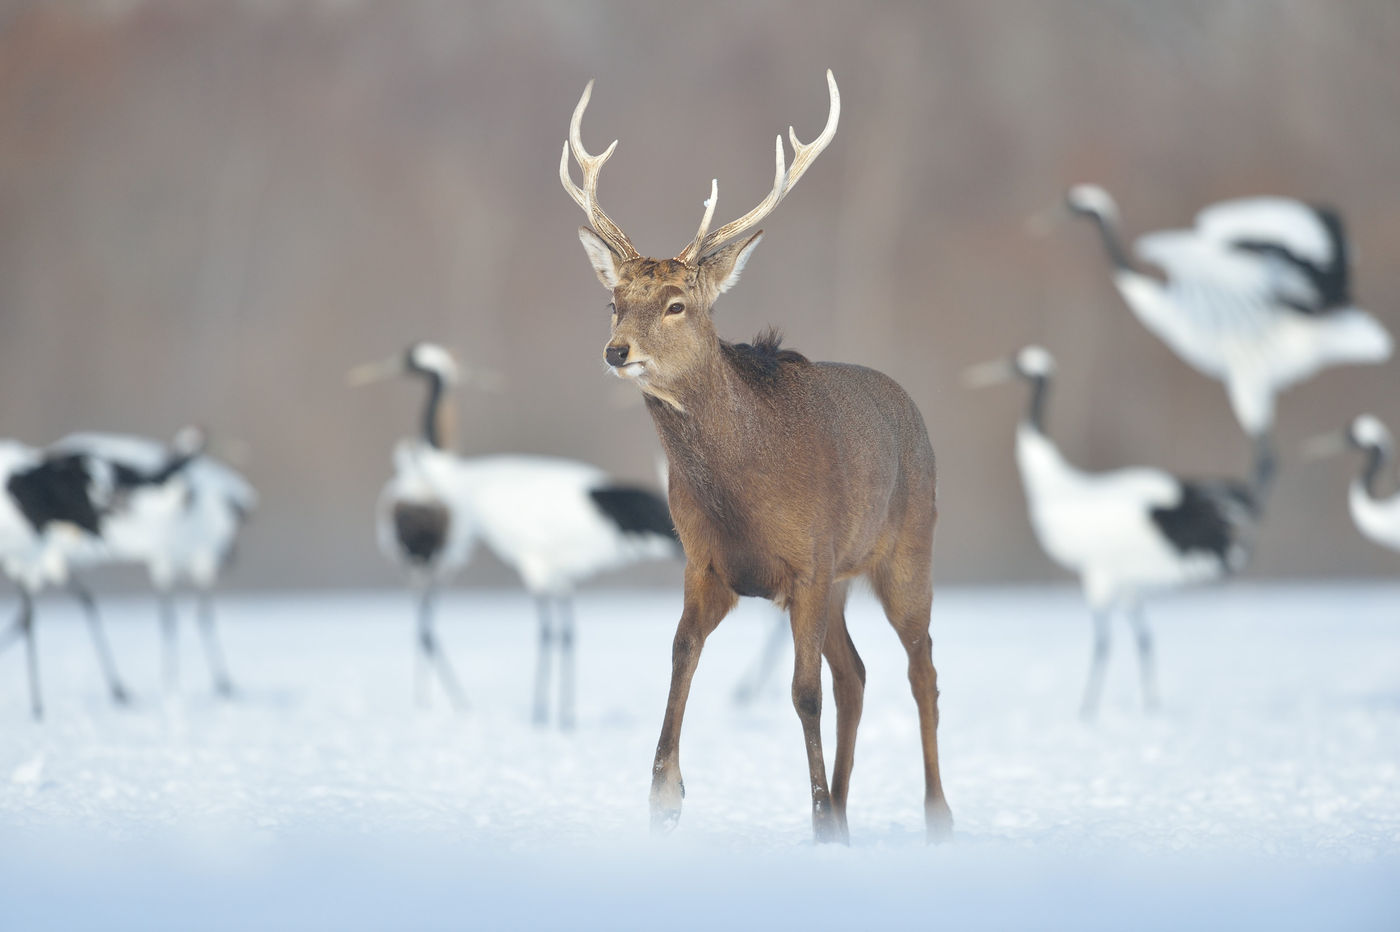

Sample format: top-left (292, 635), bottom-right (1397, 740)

top-left (604, 344), bottom-right (630, 367)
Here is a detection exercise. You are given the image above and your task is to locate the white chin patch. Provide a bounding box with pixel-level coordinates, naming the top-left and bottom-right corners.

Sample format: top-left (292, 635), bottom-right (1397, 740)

top-left (619, 362), bottom-right (646, 380)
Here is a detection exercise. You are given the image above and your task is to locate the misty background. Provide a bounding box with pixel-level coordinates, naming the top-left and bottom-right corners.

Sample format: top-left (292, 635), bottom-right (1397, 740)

top-left (1, 0), bottom-right (1396, 591)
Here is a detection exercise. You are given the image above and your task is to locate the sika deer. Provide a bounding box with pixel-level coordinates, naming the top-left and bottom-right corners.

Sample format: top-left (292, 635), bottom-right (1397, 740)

top-left (561, 71), bottom-right (951, 843)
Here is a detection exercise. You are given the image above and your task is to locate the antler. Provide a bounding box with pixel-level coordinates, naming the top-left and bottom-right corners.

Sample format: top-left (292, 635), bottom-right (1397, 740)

top-left (675, 69), bottom-right (841, 266)
top-left (560, 80), bottom-right (640, 261)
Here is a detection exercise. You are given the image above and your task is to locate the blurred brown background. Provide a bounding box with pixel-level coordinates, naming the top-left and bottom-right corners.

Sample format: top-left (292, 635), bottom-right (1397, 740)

top-left (0, 0), bottom-right (1396, 590)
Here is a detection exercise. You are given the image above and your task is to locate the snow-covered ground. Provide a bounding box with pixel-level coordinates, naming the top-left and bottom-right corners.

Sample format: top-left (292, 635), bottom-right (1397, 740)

top-left (1, 584), bottom-right (1397, 930)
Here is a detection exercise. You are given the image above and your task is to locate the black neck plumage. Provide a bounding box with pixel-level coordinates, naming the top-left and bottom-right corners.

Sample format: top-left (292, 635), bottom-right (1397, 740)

top-left (1090, 211), bottom-right (1134, 273)
top-left (1025, 375), bottom-right (1050, 434)
top-left (421, 374), bottom-right (446, 450)
top-left (1361, 444), bottom-right (1389, 499)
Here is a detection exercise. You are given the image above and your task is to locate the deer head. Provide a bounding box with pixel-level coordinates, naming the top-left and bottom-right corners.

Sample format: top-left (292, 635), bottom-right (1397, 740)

top-left (562, 72), bottom-right (840, 405)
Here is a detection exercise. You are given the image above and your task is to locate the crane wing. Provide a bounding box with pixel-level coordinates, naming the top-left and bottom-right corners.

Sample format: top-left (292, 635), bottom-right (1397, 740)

top-left (1135, 228), bottom-right (1318, 337)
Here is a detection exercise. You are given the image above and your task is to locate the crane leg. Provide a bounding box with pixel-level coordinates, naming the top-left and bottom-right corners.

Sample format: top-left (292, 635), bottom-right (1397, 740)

top-left (731, 607), bottom-right (789, 704)
top-left (1126, 601), bottom-right (1160, 713)
top-left (196, 588), bottom-right (235, 698)
top-left (417, 584), bottom-right (467, 712)
top-left (18, 590), bottom-right (42, 721)
top-left (159, 590), bottom-right (179, 695)
top-left (69, 579), bottom-right (130, 705)
top-left (1251, 431), bottom-right (1277, 504)
top-left (557, 595), bottom-right (575, 731)
top-left (532, 595), bottom-right (554, 726)
top-left (1079, 609), bottom-right (1112, 721)
top-left (0, 602), bottom-right (24, 655)
top-left (413, 586), bottom-right (429, 708)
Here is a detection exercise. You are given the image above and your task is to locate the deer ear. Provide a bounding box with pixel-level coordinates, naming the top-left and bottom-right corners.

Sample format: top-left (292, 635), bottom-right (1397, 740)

top-left (699, 231), bottom-right (763, 296)
top-left (578, 227), bottom-right (622, 290)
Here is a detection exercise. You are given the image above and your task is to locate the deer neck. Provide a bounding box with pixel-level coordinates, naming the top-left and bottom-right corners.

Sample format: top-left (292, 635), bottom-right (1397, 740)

top-left (643, 340), bottom-right (765, 501)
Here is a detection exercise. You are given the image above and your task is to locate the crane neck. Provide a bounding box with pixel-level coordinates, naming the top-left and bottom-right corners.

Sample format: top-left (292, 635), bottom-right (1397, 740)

top-left (1088, 209), bottom-right (1134, 273)
top-left (1251, 433), bottom-right (1278, 506)
top-left (1360, 443), bottom-right (1390, 499)
top-left (1023, 375), bottom-right (1051, 434)
top-left (419, 373), bottom-right (453, 451)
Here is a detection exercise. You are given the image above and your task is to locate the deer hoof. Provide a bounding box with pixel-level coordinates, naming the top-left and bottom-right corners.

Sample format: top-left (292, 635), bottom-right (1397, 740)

top-left (926, 800), bottom-right (954, 844)
top-left (812, 818), bottom-right (849, 845)
top-left (811, 801), bottom-right (848, 845)
top-left (650, 776), bottom-right (684, 833)
top-left (651, 806), bottom-right (682, 835)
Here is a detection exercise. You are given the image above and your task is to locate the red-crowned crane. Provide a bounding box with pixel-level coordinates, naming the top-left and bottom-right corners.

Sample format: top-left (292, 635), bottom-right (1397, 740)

top-left (1065, 186), bottom-right (1392, 496)
top-left (966, 346), bottom-right (1260, 718)
top-left (52, 428), bottom-right (256, 696)
top-left (1, 436), bottom-right (199, 717)
top-left (1304, 414), bottom-right (1400, 554)
top-left (351, 342), bottom-right (679, 727)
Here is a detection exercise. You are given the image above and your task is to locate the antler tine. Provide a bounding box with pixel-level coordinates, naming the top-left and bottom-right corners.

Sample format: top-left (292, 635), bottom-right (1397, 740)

top-left (560, 79), bottom-right (640, 260)
top-left (685, 69), bottom-right (841, 262)
top-left (674, 178), bottom-right (720, 266)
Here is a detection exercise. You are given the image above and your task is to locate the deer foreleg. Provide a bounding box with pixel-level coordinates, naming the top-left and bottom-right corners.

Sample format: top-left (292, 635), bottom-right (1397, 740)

top-left (650, 564), bottom-right (735, 834)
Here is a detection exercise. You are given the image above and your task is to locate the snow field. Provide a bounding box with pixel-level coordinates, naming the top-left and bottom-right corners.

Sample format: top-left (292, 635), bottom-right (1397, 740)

top-left (1, 584), bottom-right (1398, 929)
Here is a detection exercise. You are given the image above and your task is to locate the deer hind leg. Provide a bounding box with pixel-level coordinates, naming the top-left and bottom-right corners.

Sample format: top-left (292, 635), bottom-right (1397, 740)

top-left (821, 580), bottom-right (863, 844)
top-left (650, 563), bottom-right (736, 834)
top-left (788, 574), bottom-right (843, 844)
top-left (873, 544), bottom-right (952, 843)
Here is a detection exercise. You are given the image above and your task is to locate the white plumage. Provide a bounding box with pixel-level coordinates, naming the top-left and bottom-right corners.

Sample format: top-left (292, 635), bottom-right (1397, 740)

top-left (968, 346), bottom-right (1259, 717)
top-left (50, 430), bottom-right (255, 696)
top-left (355, 342), bottom-right (680, 726)
top-left (1014, 427), bottom-right (1238, 605)
top-left (1067, 186), bottom-right (1393, 489)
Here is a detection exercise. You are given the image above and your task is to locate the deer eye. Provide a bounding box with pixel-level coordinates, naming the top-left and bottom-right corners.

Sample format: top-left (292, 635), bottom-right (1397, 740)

top-left (666, 302), bottom-right (685, 315)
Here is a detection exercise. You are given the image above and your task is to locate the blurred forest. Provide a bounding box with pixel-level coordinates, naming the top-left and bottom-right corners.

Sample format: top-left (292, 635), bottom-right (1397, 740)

top-left (0, 0), bottom-right (1397, 590)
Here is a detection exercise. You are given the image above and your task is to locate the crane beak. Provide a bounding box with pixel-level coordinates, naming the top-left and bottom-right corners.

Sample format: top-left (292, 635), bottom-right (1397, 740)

top-left (962, 359), bottom-right (1015, 389)
top-left (1301, 431), bottom-right (1349, 463)
top-left (464, 366), bottom-right (506, 394)
top-left (347, 356), bottom-right (401, 387)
